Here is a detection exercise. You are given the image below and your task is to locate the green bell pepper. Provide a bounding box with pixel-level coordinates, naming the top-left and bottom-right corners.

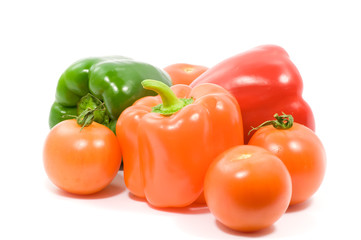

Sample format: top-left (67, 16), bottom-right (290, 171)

top-left (49, 56), bottom-right (172, 132)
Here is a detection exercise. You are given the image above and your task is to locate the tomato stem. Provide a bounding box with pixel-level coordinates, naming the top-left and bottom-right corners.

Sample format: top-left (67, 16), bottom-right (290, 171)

top-left (248, 113), bottom-right (294, 135)
top-left (76, 93), bottom-right (110, 130)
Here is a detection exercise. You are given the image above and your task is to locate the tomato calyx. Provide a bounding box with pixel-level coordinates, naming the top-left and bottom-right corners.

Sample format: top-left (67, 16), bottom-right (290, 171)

top-left (248, 113), bottom-right (294, 135)
top-left (76, 94), bottom-right (110, 130)
top-left (72, 93), bottom-right (110, 130)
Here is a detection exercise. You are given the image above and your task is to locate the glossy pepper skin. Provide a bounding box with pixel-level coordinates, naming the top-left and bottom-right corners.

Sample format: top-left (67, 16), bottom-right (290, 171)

top-left (190, 45), bottom-right (315, 143)
top-left (49, 56), bottom-right (172, 132)
top-left (116, 80), bottom-right (244, 207)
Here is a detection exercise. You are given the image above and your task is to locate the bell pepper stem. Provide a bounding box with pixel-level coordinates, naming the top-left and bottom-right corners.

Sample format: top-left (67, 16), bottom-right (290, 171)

top-left (142, 79), bottom-right (193, 116)
top-left (248, 113), bottom-right (294, 135)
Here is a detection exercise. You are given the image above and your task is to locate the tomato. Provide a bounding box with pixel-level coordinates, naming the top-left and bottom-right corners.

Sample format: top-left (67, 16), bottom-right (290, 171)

top-left (43, 119), bottom-right (122, 195)
top-left (164, 63), bottom-right (208, 85)
top-left (204, 145), bottom-right (292, 232)
top-left (249, 121), bottom-right (326, 205)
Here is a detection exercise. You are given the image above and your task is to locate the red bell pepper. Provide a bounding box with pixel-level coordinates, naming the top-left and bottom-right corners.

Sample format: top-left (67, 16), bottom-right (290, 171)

top-left (190, 45), bottom-right (315, 143)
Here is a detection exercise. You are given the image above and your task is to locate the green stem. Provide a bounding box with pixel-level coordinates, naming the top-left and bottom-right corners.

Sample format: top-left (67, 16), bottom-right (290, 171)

top-left (76, 93), bottom-right (110, 129)
top-left (141, 79), bottom-right (193, 116)
top-left (248, 113), bottom-right (294, 135)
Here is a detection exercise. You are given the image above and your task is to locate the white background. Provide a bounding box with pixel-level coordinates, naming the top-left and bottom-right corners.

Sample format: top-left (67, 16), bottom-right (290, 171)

top-left (1, 0), bottom-right (360, 239)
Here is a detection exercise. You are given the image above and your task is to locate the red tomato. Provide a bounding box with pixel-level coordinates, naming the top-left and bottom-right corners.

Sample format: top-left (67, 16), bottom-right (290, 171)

top-left (43, 119), bottom-right (122, 195)
top-left (204, 145), bottom-right (292, 232)
top-left (249, 122), bottom-right (326, 205)
top-left (164, 63), bottom-right (208, 85)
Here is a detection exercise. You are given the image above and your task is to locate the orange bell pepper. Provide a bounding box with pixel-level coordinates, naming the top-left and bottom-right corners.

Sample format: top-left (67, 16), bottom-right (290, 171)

top-left (116, 80), bottom-right (244, 207)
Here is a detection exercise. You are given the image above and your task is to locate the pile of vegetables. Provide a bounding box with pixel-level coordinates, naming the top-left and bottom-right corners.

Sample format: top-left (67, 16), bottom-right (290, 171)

top-left (43, 45), bottom-right (326, 233)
